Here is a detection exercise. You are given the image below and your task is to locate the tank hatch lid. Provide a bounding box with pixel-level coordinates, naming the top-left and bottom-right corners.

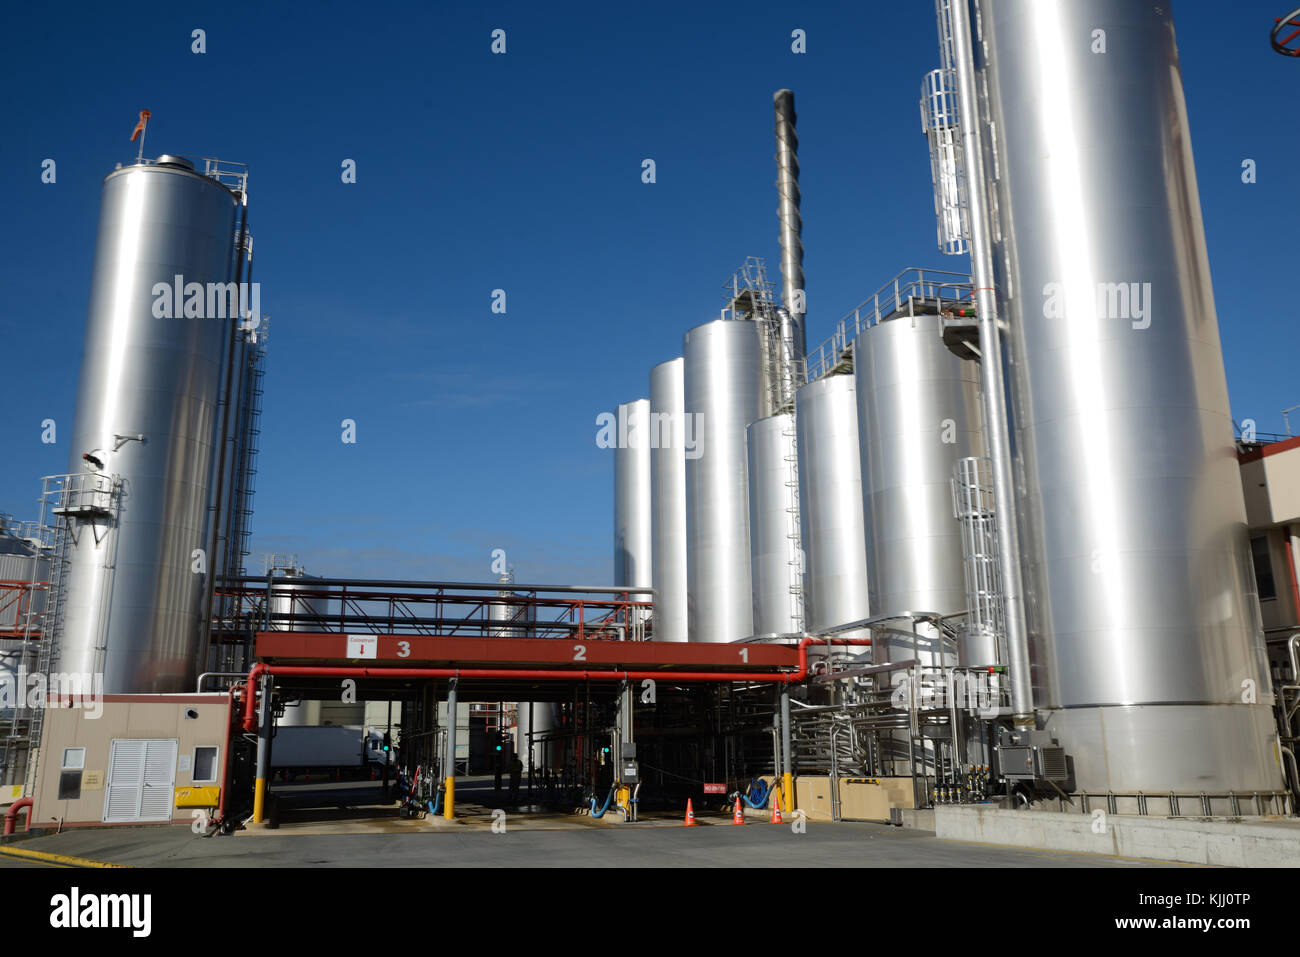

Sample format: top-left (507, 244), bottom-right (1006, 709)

top-left (155, 154), bottom-right (196, 171)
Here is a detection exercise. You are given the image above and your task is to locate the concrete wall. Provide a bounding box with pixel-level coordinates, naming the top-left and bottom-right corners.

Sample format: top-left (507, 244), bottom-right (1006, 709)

top-left (935, 805), bottom-right (1300, 867)
top-left (31, 694), bottom-right (230, 828)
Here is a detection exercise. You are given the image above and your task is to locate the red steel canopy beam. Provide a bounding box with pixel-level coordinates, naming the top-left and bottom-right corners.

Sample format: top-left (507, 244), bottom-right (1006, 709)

top-left (254, 632), bottom-right (798, 669)
top-left (240, 637), bottom-right (869, 731)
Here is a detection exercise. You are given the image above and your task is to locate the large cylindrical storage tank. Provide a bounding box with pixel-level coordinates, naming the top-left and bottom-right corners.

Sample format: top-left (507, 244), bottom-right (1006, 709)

top-left (796, 375), bottom-right (870, 637)
top-left (649, 359), bottom-right (688, 642)
top-left (683, 320), bottom-right (765, 643)
top-left (855, 316), bottom-right (985, 664)
top-left (0, 530), bottom-right (50, 637)
top-left (57, 157), bottom-right (241, 693)
top-left (975, 0), bottom-right (1279, 796)
top-left (273, 570), bottom-right (336, 727)
top-left (613, 399), bottom-right (653, 600)
top-left (516, 701), bottom-right (556, 770)
top-left (747, 414), bottom-right (802, 636)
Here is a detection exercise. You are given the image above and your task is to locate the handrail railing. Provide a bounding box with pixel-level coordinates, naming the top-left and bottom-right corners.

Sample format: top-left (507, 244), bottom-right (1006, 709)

top-left (799, 266), bottom-right (973, 383)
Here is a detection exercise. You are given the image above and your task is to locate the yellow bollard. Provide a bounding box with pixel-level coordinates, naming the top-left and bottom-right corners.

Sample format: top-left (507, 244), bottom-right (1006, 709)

top-left (443, 776), bottom-right (455, 818)
top-left (782, 772), bottom-right (794, 817)
top-left (252, 777), bottom-right (266, 823)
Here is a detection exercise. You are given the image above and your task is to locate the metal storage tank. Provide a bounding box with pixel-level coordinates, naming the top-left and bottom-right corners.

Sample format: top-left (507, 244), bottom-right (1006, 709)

top-left (855, 316), bottom-right (985, 665)
top-left (0, 528), bottom-right (50, 636)
top-left (796, 375), bottom-right (871, 637)
top-left (683, 320), bottom-right (765, 643)
top-left (516, 701), bottom-right (556, 770)
top-left (57, 156), bottom-right (242, 693)
top-left (975, 0), bottom-right (1279, 795)
top-left (486, 573), bottom-right (555, 768)
top-left (747, 414), bottom-right (802, 635)
top-left (649, 359), bottom-right (688, 642)
top-left (613, 399), bottom-right (653, 597)
top-left (272, 567), bottom-right (337, 727)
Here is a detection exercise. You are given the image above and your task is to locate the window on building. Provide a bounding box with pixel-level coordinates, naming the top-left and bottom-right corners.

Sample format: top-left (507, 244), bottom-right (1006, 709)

top-left (1250, 535), bottom-right (1277, 601)
top-left (192, 746), bottom-right (219, 783)
top-left (58, 747), bottom-right (85, 800)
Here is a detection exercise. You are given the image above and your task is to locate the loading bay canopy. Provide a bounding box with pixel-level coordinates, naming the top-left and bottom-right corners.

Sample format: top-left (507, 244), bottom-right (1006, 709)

top-left (254, 632), bottom-right (803, 702)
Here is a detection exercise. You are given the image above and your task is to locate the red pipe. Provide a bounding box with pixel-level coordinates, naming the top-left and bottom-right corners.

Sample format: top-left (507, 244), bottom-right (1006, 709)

top-left (240, 637), bottom-right (870, 731)
top-left (4, 796), bottom-right (32, 836)
top-left (1285, 526), bottom-right (1300, 625)
top-left (215, 685), bottom-right (238, 825)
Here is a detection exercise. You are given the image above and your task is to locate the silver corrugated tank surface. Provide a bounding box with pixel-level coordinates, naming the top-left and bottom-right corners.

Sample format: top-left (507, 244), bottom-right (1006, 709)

top-left (613, 399), bottom-right (653, 594)
top-left (975, 0), bottom-right (1279, 794)
top-left (649, 358), bottom-right (688, 642)
top-left (795, 375), bottom-right (870, 637)
top-left (684, 320), bottom-right (765, 643)
top-left (747, 414), bottom-right (802, 635)
top-left (855, 316), bottom-right (985, 664)
top-left (57, 158), bottom-right (240, 693)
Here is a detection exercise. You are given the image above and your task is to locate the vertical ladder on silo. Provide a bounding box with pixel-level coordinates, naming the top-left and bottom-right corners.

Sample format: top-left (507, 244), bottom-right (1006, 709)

top-left (782, 417), bottom-right (804, 635)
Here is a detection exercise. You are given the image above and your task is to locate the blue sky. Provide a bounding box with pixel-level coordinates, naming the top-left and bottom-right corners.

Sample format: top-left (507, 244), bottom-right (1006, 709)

top-left (1, 0), bottom-right (1296, 585)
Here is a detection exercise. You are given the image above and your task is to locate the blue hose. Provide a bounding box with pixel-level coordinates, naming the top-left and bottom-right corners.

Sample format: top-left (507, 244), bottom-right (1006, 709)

top-left (588, 787), bottom-right (615, 818)
top-left (741, 779), bottom-right (771, 809)
top-left (427, 790), bottom-right (442, 816)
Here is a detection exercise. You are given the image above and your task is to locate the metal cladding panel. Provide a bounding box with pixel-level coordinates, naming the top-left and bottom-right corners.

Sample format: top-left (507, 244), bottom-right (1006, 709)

top-left (976, 0), bottom-right (1276, 791)
top-left (684, 320), bottom-right (765, 643)
top-left (747, 414), bottom-right (801, 636)
top-left (649, 359), bottom-right (688, 642)
top-left (795, 375), bottom-right (870, 637)
top-left (58, 163), bottom-right (239, 693)
top-left (854, 316), bottom-right (985, 663)
top-left (613, 399), bottom-right (653, 590)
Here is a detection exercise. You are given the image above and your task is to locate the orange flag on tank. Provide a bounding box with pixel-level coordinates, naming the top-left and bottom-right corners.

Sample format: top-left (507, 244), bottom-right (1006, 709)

top-left (130, 110), bottom-right (151, 142)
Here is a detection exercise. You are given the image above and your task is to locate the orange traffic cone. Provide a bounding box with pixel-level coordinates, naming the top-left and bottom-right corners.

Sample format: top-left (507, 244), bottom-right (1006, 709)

top-left (732, 795), bottom-right (746, 825)
top-left (683, 799), bottom-right (698, 827)
top-left (770, 795), bottom-right (783, 824)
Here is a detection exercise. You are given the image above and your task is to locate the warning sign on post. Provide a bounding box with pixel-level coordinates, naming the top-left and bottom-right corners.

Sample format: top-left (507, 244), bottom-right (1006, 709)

top-left (347, 634), bottom-right (377, 659)
top-left (703, 783), bottom-right (726, 794)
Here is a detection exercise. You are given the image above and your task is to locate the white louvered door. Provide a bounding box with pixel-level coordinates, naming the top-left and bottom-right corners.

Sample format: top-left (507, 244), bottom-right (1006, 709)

top-left (103, 739), bottom-right (177, 822)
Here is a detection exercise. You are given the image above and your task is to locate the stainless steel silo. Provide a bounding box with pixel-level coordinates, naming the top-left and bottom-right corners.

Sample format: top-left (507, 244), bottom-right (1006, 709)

top-left (57, 157), bottom-right (241, 693)
top-left (855, 316), bottom-right (985, 665)
top-left (974, 0), bottom-right (1279, 796)
top-left (271, 568), bottom-right (338, 727)
top-left (649, 359), bottom-right (688, 642)
top-left (683, 320), bottom-right (765, 643)
top-left (0, 530), bottom-right (50, 637)
top-left (795, 375), bottom-right (871, 637)
top-left (613, 399), bottom-right (653, 596)
top-left (747, 414), bottom-right (802, 636)
top-left (516, 701), bottom-right (556, 770)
